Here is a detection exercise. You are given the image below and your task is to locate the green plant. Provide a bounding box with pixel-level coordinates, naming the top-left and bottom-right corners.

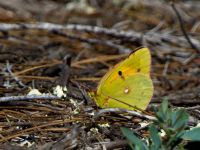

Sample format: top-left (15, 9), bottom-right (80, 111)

top-left (121, 100), bottom-right (200, 150)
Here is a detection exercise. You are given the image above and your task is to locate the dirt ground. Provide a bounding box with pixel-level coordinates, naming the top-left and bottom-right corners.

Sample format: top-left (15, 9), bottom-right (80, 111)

top-left (0, 0), bottom-right (199, 149)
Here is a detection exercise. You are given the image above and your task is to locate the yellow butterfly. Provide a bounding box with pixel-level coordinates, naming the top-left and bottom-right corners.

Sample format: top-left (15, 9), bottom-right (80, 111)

top-left (89, 47), bottom-right (153, 111)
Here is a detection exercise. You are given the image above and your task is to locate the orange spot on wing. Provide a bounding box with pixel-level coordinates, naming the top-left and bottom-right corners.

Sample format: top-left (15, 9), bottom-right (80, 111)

top-left (121, 67), bottom-right (137, 77)
top-left (109, 67), bottom-right (137, 83)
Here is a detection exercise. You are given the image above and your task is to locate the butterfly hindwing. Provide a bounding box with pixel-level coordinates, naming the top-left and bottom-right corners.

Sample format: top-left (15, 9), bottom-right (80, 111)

top-left (96, 74), bottom-right (153, 110)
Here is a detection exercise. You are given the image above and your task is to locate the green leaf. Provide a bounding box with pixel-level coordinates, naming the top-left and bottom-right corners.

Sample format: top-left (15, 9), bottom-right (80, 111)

top-left (149, 124), bottom-right (162, 150)
top-left (121, 127), bottom-right (149, 150)
top-left (156, 99), bottom-right (169, 123)
top-left (182, 128), bottom-right (200, 141)
top-left (161, 99), bottom-right (168, 114)
top-left (171, 109), bottom-right (189, 130)
top-left (166, 130), bottom-right (185, 148)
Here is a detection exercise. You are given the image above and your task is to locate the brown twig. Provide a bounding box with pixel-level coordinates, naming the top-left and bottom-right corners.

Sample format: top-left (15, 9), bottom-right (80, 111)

top-left (0, 118), bottom-right (82, 142)
top-left (70, 80), bottom-right (92, 105)
top-left (151, 85), bottom-right (200, 105)
top-left (9, 101), bottom-right (64, 111)
top-left (51, 30), bottom-right (131, 54)
top-left (0, 22), bottom-right (140, 43)
top-left (0, 95), bottom-right (60, 103)
top-left (5, 61), bottom-right (27, 88)
top-left (171, 2), bottom-right (200, 53)
top-left (0, 22), bottom-right (199, 55)
top-left (39, 126), bottom-right (78, 150)
top-left (94, 108), bottom-right (156, 120)
top-left (14, 62), bottom-right (61, 76)
top-left (59, 55), bottom-right (71, 87)
top-left (104, 140), bottom-right (129, 150)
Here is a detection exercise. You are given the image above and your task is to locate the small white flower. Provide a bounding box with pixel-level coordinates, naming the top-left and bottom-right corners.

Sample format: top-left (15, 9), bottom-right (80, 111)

top-left (139, 122), bottom-right (149, 128)
top-left (159, 129), bottom-right (166, 137)
top-left (72, 108), bottom-right (80, 114)
top-left (98, 123), bottom-right (110, 128)
top-left (70, 99), bottom-right (78, 107)
top-left (90, 128), bottom-right (99, 133)
top-left (88, 112), bottom-right (95, 116)
top-left (27, 88), bottom-right (42, 95)
top-left (18, 140), bottom-right (35, 147)
top-left (66, 0), bottom-right (96, 15)
top-left (53, 85), bottom-right (68, 98)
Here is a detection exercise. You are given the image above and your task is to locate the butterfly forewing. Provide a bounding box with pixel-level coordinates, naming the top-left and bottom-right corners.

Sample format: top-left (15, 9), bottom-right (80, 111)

top-left (98, 47), bottom-right (151, 92)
